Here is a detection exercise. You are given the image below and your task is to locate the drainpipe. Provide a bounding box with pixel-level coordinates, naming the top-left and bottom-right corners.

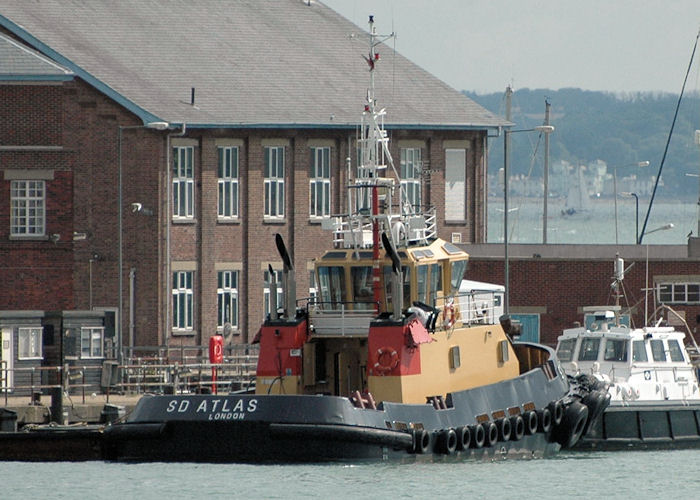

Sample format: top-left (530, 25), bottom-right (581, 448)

top-left (129, 267), bottom-right (135, 357)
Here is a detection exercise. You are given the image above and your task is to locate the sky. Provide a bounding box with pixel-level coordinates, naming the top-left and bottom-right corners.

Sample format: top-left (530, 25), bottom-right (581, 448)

top-left (322, 0), bottom-right (700, 95)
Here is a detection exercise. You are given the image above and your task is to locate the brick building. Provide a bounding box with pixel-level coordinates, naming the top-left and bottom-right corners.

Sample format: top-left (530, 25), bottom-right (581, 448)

top-left (0, 0), bottom-right (506, 369)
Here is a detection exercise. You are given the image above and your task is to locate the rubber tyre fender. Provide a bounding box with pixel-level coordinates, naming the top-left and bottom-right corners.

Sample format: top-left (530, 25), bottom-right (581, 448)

top-left (510, 415), bottom-right (525, 441)
top-left (415, 428), bottom-right (432, 454)
top-left (497, 417), bottom-right (511, 442)
top-left (456, 425), bottom-right (471, 451)
top-left (524, 410), bottom-right (538, 435)
top-left (548, 400), bottom-right (564, 426)
top-left (469, 424), bottom-right (485, 449)
top-left (537, 407), bottom-right (552, 434)
top-left (482, 421), bottom-right (498, 447)
top-left (437, 428), bottom-right (457, 454)
top-left (554, 401), bottom-right (589, 449)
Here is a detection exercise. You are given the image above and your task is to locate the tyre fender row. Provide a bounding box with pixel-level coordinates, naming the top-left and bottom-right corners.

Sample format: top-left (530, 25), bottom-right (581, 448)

top-left (408, 400), bottom-right (566, 455)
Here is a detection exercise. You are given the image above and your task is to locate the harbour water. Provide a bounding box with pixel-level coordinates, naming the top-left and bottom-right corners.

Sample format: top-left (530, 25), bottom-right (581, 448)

top-left (3, 450), bottom-right (700, 499)
top-left (487, 198), bottom-right (698, 244)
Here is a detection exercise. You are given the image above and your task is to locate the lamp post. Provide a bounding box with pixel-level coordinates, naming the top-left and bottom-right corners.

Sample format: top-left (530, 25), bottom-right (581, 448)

top-left (643, 223), bottom-right (674, 325)
top-left (621, 192), bottom-right (639, 243)
top-left (118, 121), bottom-right (169, 365)
top-left (503, 121), bottom-right (554, 315)
top-left (613, 161), bottom-right (649, 244)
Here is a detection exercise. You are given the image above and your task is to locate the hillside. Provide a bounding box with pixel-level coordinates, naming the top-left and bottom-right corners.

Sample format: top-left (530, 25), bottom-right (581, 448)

top-left (465, 88), bottom-right (700, 200)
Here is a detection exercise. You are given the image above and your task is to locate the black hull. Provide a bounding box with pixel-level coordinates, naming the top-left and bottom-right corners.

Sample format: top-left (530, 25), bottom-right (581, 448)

top-left (575, 402), bottom-right (700, 451)
top-left (101, 364), bottom-right (581, 463)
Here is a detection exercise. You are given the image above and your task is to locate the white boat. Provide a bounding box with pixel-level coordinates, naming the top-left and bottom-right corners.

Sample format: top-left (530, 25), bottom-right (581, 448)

top-left (555, 259), bottom-right (700, 450)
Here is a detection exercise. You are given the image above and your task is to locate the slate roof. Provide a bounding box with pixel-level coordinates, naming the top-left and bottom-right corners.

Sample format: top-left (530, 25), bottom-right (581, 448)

top-left (0, 0), bottom-right (506, 130)
top-left (0, 32), bottom-right (72, 80)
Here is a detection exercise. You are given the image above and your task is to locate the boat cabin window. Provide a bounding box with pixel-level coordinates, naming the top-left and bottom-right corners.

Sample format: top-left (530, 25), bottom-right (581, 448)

top-left (416, 265), bottom-right (428, 304)
top-left (382, 265), bottom-right (411, 311)
top-left (317, 266), bottom-right (346, 307)
top-left (650, 339), bottom-right (666, 362)
top-left (603, 338), bottom-right (628, 362)
top-left (429, 263), bottom-right (442, 305)
top-left (351, 266), bottom-right (375, 310)
top-left (556, 338), bottom-right (576, 362)
top-left (667, 339), bottom-right (685, 362)
top-left (450, 260), bottom-right (468, 294)
top-left (632, 340), bottom-right (648, 362)
top-left (578, 337), bottom-right (600, 361)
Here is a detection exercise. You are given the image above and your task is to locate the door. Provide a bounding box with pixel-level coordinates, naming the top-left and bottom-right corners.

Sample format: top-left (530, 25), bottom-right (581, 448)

top-left (511, 314), bottom-right (540, 343)
top-left (1, 328), bottom-right (13, 391)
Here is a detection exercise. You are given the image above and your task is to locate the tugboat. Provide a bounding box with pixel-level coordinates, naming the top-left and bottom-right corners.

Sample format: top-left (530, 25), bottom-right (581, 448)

top-left (104, 16), bottom-right (605, 463)
top-left (556, 257), bottom-right (700, 450)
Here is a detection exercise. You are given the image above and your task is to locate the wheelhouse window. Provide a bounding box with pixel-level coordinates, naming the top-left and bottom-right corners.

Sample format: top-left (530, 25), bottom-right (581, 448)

top-left (351, 266), bottom-right (374, 310)
top-left (658, 283), bottom-right (700, 304)
top-left (603, 338), bottom-right (628, 362)
top-left (264, 146), bottom-right (285, 219)
top-left (310, 147), bottom-right (331, 218)
top-left (18, 327), bottom-right (42, 359)
top-left (217, 270), bottom-right (239, 329)
top-left (383, 265), bottom-right (411, 311)
top-left (650, 339), bottom-right (666, 362)
top-left (429, 263), bottom-right (442, 305)
top-left (556, 338), bottom-right (576, 362)
top-left (667, 339), bottom-right (685, 362)
top-left (263, 269), bottom-right (284, 317)
top-left (218, 146), bottom-right (239, 219)
top-left (578, 337), bottom-right (600, 361)
top-left (11, 180), bottom-right (45, 236)
top-left (317, 266), bottom-right (346, 308)
top-left (450, 260), bottom-right (468, 294)
top-left (632, 340), bottom-right (648, 362)
top-left (173, 146), bottom-right (194, 219)
top-left (173, 271), bottom-right (194, 331)
top-left (400, 148), bottom-right (421, 212)
top-left (416, 265), bottom-right (428, 304)
top-left (80, 327), bottom-right (104, 359)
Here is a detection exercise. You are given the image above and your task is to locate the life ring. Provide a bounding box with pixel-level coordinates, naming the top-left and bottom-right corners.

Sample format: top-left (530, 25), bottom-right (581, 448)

top-left (442, 299), bottom-right (456, 329)
top-left (374, 346), bottom-right (399, 374)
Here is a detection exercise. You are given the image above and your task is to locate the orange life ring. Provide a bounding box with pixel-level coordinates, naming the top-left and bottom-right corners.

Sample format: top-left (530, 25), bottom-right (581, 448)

top-left (443, 299), bottom-right (455, 329)
top-left (374, 346), bottom-right (399, 374)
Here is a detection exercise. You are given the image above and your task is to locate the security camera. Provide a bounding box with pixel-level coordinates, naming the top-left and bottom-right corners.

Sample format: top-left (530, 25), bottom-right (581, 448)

top-left (131, 202), bottom-right (142, 213)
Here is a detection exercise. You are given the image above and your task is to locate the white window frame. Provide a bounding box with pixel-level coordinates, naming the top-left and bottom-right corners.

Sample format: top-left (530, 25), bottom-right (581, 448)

top-left (173, 146), bottom-right (195, 219)
top-left (264, 146), bottom-right (285, 219)
top-left (217, 270), bottom-right (239, 329)
top-left (657, 282), bottom-right (700, 304)
top-left (218, 146), bottom-right (239, 219)
top-left (18, 327), bottom-right (43, 360)
top-left (173, 271), bottom-right (194, 331)
top-left (400, 148), bottom-right (422, 212)
top-left (263, 269), bottom-right (284, 318)
top-left (11, 180), bottom-right (46, 236)
top-left (309, 147), bottom-right (331, 218)
top-left (80, 327), bottom-right (104, 359)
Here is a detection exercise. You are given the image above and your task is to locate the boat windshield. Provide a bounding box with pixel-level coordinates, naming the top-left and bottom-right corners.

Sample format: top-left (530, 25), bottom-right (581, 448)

top-left (317, 266), bottom-right (346, 307)
top-left (667, 339), bottom-right (685, 362)
top-left (429, 263), bottom-right (442, 305)
top-left (351, 266), bottom-right (375, 310)
top-left (450, 260), bottom-right (467, 293)
top-left (383, 265), bottom-right (411, 311)
top-left (578, 337), bottom-right (600, 361)
top-left (417, 265), bottom-right (428, 304)
top-left (603, 338), bottom-right (628, 362)
top-left (557, 338), bottom-right (576, 362)
top-left (650, 339), bottom-right (666, 362)
top-left (632, 340), bottom-right (648, 362)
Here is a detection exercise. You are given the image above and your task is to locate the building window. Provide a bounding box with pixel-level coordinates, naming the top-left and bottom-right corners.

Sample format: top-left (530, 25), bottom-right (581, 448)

top-left (218, 146), bottom-right (239, 219)
top-left (400, 148), bottom-right (421, 212)
top-left (173, 271), bottom-right (194, 331)
top-left (173, 146), bottom-right (194, 219)
top-left (18, 327), bottom-right (42, 359)
top-left (264, 146), bottom-right (285, 219)
top-left (309, 147), bottom-right (331, 218)
top-left (445, 148), bottom-right (466, 221)
top-left (658, 283), bottom-right (700, 304)
top-left (11, 180), bottom-right (45, 236)
top-left (263, 269), bottom-right (283, 318)
top-left (217, 270), bottom-right (239, 329)
top-left (80, 327), bottom-right (104, 359)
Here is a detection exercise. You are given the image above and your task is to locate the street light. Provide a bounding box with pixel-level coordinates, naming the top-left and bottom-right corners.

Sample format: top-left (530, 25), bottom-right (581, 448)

top-left (621, 192), bottom-right (639, 243)
top-left (643, 222), bottom-right (674, 325)
top-left (613, 161), bottom-right (649, 244)
top-left (118, 121), bottom-right (169, 365)
top-left (503, 123), bottom-right (555, 314)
